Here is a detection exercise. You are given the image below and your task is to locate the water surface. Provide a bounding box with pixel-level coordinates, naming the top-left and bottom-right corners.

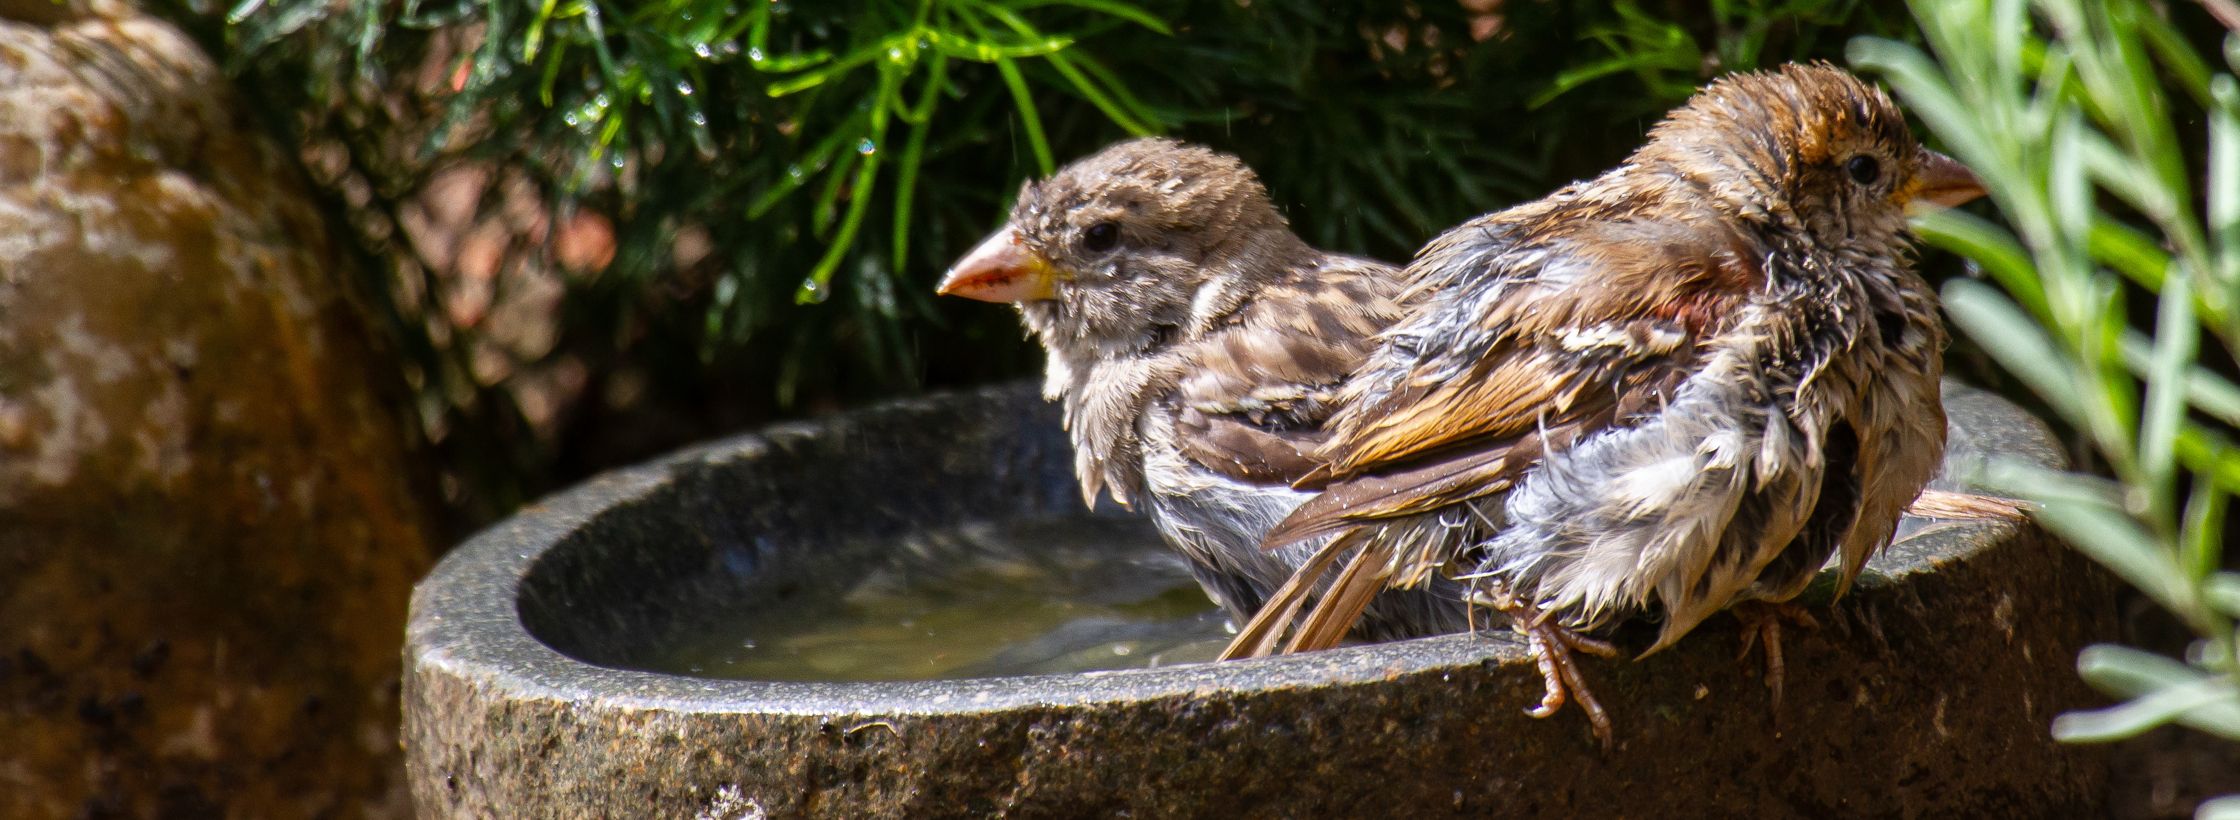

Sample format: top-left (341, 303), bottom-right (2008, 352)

top-left (652, 515), bottom-right (1231, 681)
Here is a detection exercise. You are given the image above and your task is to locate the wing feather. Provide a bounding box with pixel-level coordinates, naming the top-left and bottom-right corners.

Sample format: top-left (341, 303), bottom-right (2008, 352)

top-left (1269, 211), bottom-right (1765, 559)
top-left (1169, 256), bottom-right (1402, 485)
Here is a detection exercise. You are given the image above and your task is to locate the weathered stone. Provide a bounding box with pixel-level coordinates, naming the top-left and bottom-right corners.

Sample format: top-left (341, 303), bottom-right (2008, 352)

top-left (407, 382), bottom-right (2114, 817)
top-left (0, 3), bottom-right (437, 816)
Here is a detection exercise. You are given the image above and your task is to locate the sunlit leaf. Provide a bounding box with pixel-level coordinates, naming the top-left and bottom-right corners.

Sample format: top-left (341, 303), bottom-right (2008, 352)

top-left (2182, 484), bottom-right (2227, 584)
top-left (2140, 264), bottom-right (2197, 520)
top-left (1913, 208), bottom-right (2049, 319)
top-left (1875, 0), bottom-right (2240, 762)
top-left (992, 57), bottom-right (1054, 174)
top-left (1943, 280), bottom-right (2081, 422)
top-left (2052, 678), bottom-right (2239, 742)
top-left (2117, 332), bottom-right (2240, 428)
top-left (2078, 643), bottom-right (2216, 696)
top-left (2208, 572), bottom-right (2240, 619)
top-left (2030, 485), bottom-right (2191, 623)
top-left (1012, 0), bottom-right (1170, 35)
top-left (2201, 795), bottom-right (2240, 820)
top-left (2211, 76), bottom-right (2240, 293)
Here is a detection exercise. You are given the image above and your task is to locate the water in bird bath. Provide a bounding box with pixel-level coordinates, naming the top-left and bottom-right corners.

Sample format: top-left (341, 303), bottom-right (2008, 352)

top-left (649, 515), bottom-right (1231, 681)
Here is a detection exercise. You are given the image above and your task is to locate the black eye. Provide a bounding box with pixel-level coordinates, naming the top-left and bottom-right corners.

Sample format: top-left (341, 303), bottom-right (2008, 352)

top-left (1845, 155), bottom-right (1881, 186)
top-left (1081, 221), bottom-right (1120, 253)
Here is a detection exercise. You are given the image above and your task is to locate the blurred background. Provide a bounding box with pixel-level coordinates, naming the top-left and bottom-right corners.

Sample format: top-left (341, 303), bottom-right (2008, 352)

top-left (167, 0), bottom-right (1955, 533)
top-left (2, 0), bottom-right (2235, 815)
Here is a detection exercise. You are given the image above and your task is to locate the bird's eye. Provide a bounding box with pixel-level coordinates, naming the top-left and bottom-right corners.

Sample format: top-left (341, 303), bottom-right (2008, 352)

top-left (1844, 155), bottom-right (1881, 186)
top-left (1081, 221), bottom-right (1121, 253)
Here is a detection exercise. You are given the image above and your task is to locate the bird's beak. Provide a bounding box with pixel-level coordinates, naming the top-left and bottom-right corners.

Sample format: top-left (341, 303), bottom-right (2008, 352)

top-left (1908, 149), bottom-right (1986, 213)
top-left (938, 226), bottom-right (1058, 303)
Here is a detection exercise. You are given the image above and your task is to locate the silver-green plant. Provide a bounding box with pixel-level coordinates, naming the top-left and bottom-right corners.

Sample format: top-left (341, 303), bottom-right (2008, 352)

top-left (1852, 0), bottom-right (2240, 802)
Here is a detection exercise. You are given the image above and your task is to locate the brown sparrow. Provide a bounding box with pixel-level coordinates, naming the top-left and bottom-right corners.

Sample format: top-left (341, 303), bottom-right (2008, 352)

top-left (938, 138), bottom-right (1470, 642)
top-left (1232, 64), bottom-right (1986, 745)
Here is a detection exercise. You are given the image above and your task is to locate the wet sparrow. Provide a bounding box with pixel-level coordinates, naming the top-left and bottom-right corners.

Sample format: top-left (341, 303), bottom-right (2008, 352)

top-left (1233, 64), bottom-right (1986, 745)
top-left (938, 138), bottom-right (1469, 641)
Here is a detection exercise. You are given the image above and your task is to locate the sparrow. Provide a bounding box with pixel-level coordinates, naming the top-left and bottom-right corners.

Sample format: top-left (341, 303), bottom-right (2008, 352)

top-left (937, 138), bottom-right (1470, 643)
top-left (1230, 63), bottom-right (1988, 745)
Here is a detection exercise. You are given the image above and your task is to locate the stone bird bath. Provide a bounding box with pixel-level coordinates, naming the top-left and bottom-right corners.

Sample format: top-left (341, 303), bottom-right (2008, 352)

top-left (405, 382), bottom-right (2110, 817)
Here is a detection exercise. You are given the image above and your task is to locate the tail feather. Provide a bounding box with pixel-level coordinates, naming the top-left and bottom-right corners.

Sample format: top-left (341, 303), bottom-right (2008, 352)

top-left (1219, 532), bottom-right (1358, 660)
top-left (1906, 488), bottom-right (2031, 520)
top-left (1284, 540), bottom-right (1395, 653)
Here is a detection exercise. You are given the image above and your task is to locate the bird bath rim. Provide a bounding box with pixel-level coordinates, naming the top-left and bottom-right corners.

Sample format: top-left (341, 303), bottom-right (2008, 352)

top-left (411, 380), bottom-right (2048, 716)
top-left (415, 406), bottom-right (1535, 717)
top-left (404, 379), bottom-right (2109, 818)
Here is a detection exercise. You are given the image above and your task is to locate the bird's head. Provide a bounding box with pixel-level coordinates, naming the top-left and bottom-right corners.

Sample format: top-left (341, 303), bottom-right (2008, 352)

top-left (939, 138), bottom-right (1308, 359)
top-left (1634, 62), bottom-right (1983, 257)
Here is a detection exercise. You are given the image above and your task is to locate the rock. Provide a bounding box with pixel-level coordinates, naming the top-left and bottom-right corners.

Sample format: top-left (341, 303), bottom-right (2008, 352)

top-left (0, 3), bottom-right (436, 816)
top-left (406, 381), bottom-right (2114, 817)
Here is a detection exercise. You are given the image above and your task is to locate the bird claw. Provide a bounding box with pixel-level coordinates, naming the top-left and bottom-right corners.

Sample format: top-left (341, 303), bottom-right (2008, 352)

top-left (1732, 600), bottom-right (1820, 718)
top-left (1474, 583), bottom-right (1616, 750)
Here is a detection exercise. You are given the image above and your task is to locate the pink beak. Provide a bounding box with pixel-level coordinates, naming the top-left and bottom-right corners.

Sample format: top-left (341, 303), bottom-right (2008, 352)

top-left (1911, 149), bottom-right (1987, 211)
top-left (937, 227), bottom-right (1057, 303)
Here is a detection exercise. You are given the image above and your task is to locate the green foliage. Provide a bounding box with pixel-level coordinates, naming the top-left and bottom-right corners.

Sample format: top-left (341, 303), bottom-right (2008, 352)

top-left (173, 0), bottom-right (1918, 513)
top-left (1533, 0), bottom-right (1902, 108)
top-left (1855, 0), bottom-right (2240, 746)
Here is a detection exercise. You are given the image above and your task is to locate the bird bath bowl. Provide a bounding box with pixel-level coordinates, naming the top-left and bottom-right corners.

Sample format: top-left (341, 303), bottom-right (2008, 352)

top-left (405, 382), bottom-right (2111, 817)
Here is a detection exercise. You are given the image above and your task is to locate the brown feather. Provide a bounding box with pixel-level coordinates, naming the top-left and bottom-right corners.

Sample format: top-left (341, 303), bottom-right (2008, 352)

top-left (1171, 408), bottom-right (1324, 483)
top-left (1166, 261), bottom-right (1402, 485)
top-left (1285, 539), bottom-right (1394, 653)
top-left (1248, 63), bottom-right (1957, 667)
top-left (1266, 238), bottom-right (1757, 561)
top-left (1268, 444), bottom-right (1517, 547)
top-left (1218, 531), bottom-right (1361, 660)
top-left (1905, 488), bottom-right (2031, 520)
top-left (955, 137), bottom-right (1474, 649)
top-left (1324, 223), bottom-right (1760, 480)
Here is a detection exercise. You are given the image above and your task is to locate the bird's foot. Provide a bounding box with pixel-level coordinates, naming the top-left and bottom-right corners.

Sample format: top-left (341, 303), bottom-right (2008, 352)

top-left (1731, 600), bottom-right (1820, 718)
top-left (1471, 583), bottom-right (1619, 750)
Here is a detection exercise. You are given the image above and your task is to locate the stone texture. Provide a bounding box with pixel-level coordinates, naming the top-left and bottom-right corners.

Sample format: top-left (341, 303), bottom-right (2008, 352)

top-left (0, 3), bottom-right (437, 816)
top-left (407, 382), bottom-right (2115, 818)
